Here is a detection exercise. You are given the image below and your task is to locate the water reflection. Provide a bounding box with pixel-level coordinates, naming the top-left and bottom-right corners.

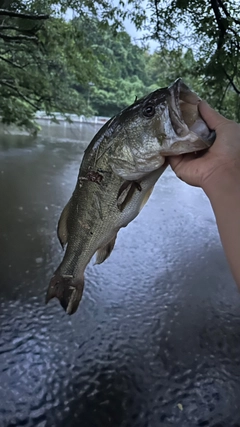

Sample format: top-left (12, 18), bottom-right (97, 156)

top-left (0, 122), bottom-right (240, 427)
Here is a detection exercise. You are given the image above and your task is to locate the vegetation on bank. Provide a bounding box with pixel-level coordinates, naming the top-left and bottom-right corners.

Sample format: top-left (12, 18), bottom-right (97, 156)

top-left (0, 1), bottom-right (239, 132)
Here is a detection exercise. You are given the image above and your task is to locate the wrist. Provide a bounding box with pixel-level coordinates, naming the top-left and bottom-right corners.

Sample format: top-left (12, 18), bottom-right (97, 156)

top-left (203, 162), bottom-right (240, 202)
top-left (202, 162), bottom-right (240, 290)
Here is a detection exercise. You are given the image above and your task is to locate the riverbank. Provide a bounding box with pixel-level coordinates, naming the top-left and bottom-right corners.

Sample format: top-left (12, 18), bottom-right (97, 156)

top-left (35, 111), bottom-right (110, 125)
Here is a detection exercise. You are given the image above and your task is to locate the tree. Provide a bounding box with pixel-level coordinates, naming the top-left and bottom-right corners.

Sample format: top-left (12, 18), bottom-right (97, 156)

top-left (147, 0), bottom-right (240, 120)
top-left (74, 19), bottom-right (150, 116)
top-left (0, 2), bottom-right (102, 132)
top-left (0, 0), bottom-right (239, 130)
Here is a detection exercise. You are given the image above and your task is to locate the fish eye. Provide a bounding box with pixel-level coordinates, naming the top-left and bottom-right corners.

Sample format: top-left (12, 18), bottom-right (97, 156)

top-left (143, 103), bottom-right (155, 117)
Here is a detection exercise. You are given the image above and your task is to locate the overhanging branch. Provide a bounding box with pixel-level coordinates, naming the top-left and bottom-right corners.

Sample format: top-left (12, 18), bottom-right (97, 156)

top-left (0, 80), bottom-right (39, 109)
top-left (0, 9), bottom-right (49, 20)
top-left (222, 69), bottom-right (240, 95)
top-left (0, 25), bottom-right (38, 33)
top-left (218, 81), bottom-right (231, 110)
top-left (153, 0), bottom-right (189, 49)
top-left (218, 0), bottom-right (240, 25)
top-left (0, 55), bottom-right (29, 69)
top-left (0, 32), bottom-right (38, 42)
top-left (210, 0), bottom-right (227, 49)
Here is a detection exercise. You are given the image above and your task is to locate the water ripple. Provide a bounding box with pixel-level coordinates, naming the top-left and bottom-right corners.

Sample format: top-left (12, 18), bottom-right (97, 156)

top-left (1, 127), bottom-right (240, 426)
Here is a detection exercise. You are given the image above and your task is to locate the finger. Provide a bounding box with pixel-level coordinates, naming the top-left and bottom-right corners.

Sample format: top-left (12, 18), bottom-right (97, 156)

top-left (198, 100), bottom-right (228, 130)
top-left (168, 155), bottom-right (183, 170)
top-left (168, 152), bottom-right (197, 171)
top-left (169, 153), bottom-right (206, 187)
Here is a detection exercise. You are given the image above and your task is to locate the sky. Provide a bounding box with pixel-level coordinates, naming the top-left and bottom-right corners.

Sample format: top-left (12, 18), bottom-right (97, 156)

top-left (65, 1), bottom-right (159, 52)
top-left (123, 16), bottom-right (159, 52)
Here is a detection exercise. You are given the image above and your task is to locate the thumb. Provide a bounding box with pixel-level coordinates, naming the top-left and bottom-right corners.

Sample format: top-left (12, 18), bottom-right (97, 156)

top-left (198, 100), bottom-right (228, 130)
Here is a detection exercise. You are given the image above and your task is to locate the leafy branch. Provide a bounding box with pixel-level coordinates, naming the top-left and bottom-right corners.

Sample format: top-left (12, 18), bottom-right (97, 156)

top-left (0, 9), bottom-right (49, 20)
top-left (0, 55), bottom-right (29, 69)
top-left (0, 32), bottom-right (38, 42)
top-left (0, 80), bottom-right (40, 109)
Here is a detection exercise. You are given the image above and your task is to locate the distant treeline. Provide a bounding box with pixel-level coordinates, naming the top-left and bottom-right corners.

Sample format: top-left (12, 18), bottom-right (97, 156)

top-left (0, 7), bottom-right (239, 133)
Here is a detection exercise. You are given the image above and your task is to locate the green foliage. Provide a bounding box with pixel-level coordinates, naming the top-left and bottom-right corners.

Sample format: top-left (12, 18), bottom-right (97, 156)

top-left (147, 0), bottom-right (240, 120)
top-left (0, 0), bottom-right (239, 132)
top-left (0, 5), bottom-right (100, 131)
top-left (77, 22), bottom-right (149, 116)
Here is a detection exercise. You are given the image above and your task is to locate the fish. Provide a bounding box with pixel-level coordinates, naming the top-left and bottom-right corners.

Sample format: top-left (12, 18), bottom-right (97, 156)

top-left (46, 78), bottom-right (215, 315)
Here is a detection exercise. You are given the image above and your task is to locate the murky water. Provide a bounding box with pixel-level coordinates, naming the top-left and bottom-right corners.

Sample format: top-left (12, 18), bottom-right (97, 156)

top-left (1, 121), bottom-right (240, 427)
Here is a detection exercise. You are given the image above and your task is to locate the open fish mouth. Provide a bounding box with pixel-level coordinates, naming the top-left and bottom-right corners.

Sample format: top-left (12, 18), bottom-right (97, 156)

top-left (168, 78), bottom-right (216, 149)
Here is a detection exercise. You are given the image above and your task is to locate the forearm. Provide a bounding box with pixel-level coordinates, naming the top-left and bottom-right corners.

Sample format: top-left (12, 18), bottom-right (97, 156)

top-left (204, 168), bottom-right (240, 289)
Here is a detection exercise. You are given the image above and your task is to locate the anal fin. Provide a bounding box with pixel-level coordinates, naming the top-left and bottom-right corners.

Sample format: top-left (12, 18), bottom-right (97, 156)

top-left (57, 199), bottom-right (71, 249)
top-left (95, 234), bottom-right (117, 265)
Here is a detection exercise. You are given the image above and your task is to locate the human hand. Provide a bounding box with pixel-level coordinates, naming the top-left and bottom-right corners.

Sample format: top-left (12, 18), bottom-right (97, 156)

top-left (168, 101), bottom-right (240, 193)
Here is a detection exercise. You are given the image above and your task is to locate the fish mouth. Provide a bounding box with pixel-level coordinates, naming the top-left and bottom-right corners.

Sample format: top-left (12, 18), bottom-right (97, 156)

top-left (168, 78), bottom-right (216, 149)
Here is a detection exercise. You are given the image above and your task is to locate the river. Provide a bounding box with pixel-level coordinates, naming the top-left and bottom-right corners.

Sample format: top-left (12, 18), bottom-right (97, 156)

top-left (0, 121), bottom-right (240, 427)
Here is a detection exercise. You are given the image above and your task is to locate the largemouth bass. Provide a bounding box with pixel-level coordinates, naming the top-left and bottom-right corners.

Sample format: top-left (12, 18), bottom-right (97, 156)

top-left (46, 78), bottom-right (215, 314)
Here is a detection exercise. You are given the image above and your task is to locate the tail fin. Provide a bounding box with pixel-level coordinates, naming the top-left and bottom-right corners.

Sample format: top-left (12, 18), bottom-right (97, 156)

top-left (46, 274), bottom-right (84, 315)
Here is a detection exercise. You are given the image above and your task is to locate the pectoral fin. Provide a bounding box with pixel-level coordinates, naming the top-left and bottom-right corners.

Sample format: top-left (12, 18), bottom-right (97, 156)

top-left (95, 234), bottom-right (117, 265)
top-left (57, 199), bottom-right (71, 249)
top-left (117, 181), bottom-right (142, 212)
